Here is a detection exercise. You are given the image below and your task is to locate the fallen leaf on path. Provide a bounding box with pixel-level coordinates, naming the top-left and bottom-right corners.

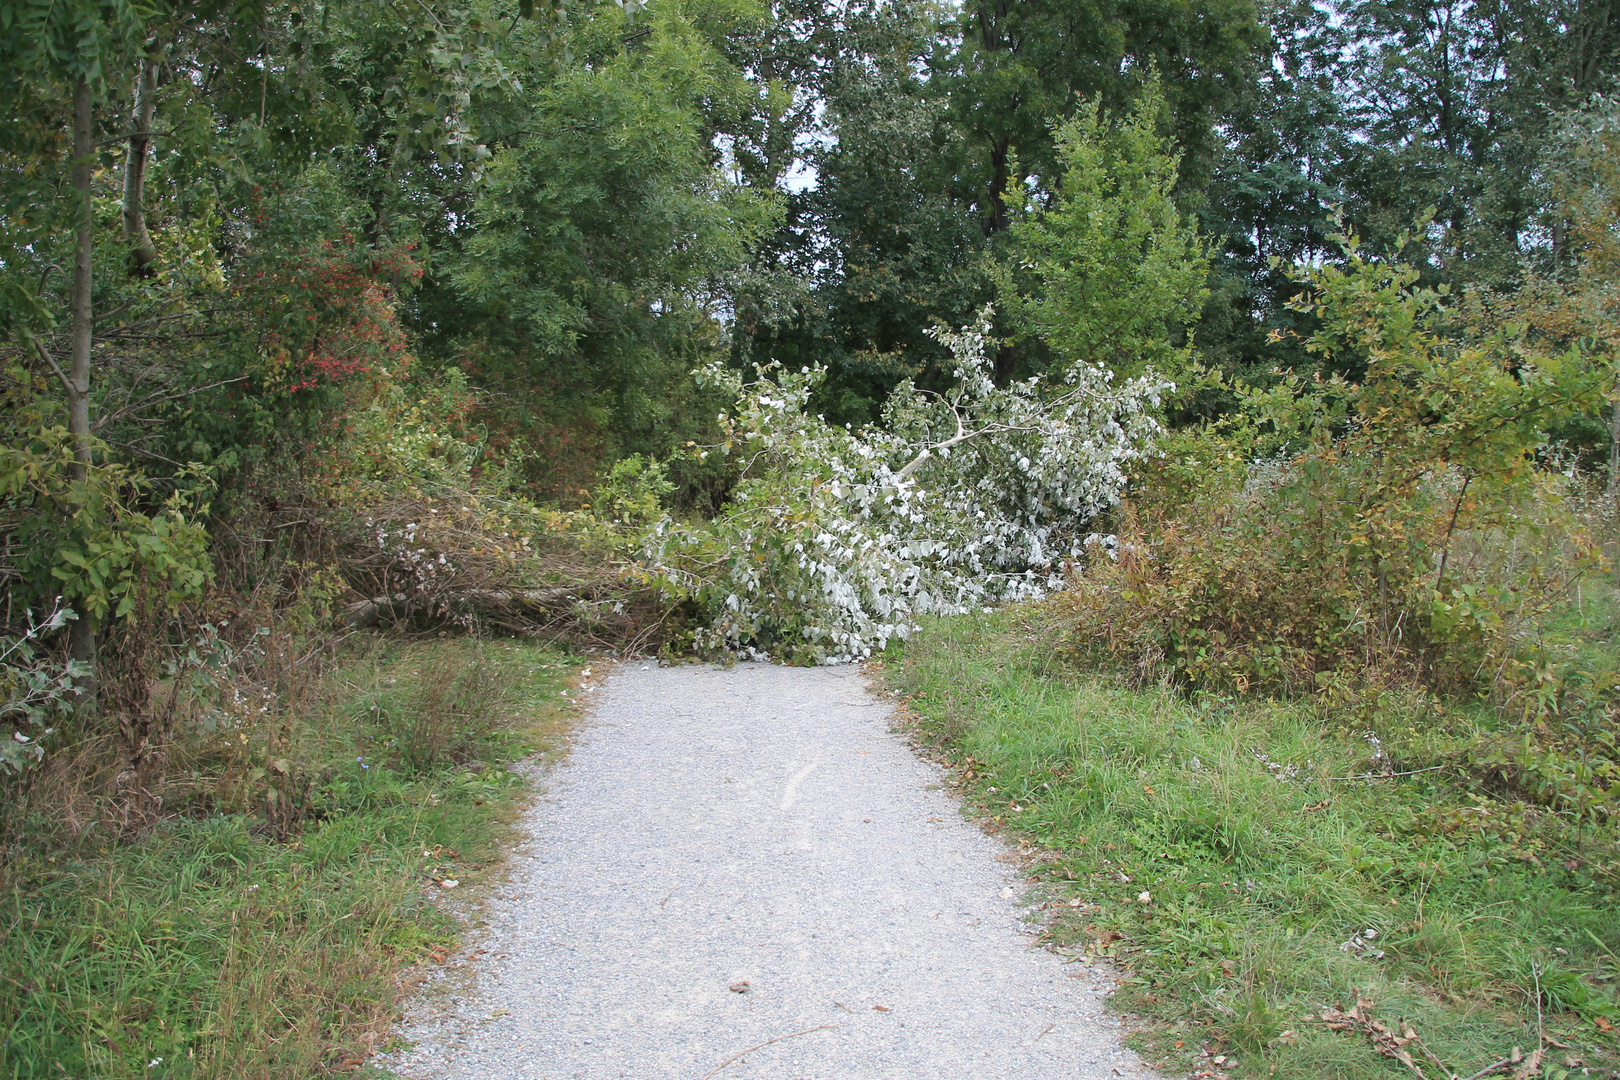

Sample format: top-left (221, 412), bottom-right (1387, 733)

top-left (872, 1004), bottom-right (891, 1012)
top-left (729, 981), bottom-right (750, 993)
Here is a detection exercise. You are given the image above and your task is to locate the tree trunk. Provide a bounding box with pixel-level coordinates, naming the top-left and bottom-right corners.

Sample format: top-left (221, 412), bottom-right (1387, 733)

top-left (343, 586), bottom-right (607, 630)
top-left (69, 75), bottom-right (98, 698)
top-left (983, 135), bottom-right (1012, 237)
top-left (1608, 392), bottom-right (1620, 501)
top-left (122, 49), bottom-right (160, 275)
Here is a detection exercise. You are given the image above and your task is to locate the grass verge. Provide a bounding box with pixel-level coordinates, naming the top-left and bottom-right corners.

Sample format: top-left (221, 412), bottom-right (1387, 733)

top-left (886, 607), bottom-right (1620, 1080)
top-left (0, 635), bottom-right (584, 1080)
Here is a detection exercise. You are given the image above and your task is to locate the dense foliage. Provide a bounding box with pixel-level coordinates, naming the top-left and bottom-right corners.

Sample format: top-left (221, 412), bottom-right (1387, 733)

top-left (1064, 229), bottom-right (1599, 697)
top-left (0, 0), bottom-right (1613, 746)
top-left (4, 0), bottom-right (1620, 1070)
top-left (0, 0), bottom-right (1609, 769)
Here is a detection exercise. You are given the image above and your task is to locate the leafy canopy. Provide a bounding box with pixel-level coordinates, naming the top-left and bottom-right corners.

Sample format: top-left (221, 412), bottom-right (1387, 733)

top-left (1004, 77), bottom-right (1210, 380)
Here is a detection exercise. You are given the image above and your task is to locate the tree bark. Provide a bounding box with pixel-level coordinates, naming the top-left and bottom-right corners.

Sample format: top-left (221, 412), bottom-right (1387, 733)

top-left (69, 75), bottom-right (98, 697)
top-left (1608, 393), bottom-right (1620, 500)
top-left (122, 49), bottom-right (160, 275)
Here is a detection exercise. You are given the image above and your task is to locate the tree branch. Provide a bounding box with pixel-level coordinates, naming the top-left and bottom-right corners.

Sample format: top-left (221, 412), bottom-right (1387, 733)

top-left (92, 375), bottom-right (248, 431)
top-left (27, 337), bottom-right (74, 397)
top-left (896, 404), bottom-right (969, 481)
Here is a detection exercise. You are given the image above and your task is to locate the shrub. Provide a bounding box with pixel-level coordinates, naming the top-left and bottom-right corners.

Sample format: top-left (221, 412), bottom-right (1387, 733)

top-left (0, 604), bottom-right (82, 774)
top-left (1061, 231), bottom-right (1600, 697)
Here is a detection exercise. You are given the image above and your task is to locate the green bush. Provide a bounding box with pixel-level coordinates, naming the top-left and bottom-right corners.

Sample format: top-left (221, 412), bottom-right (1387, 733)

top-left (1062, 233), bottom-right (1599, 698)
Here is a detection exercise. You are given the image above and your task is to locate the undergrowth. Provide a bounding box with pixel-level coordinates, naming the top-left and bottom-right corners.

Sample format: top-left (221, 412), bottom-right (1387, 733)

top-left (888, 607), bottom-right (1620, 1080)
top-left (0, 636), bottom-right (583, 1079)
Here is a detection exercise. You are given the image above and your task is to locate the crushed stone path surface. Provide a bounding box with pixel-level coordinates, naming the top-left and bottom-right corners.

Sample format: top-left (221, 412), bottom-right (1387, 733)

top-left (382, 662), bottom-right (1159, 1080)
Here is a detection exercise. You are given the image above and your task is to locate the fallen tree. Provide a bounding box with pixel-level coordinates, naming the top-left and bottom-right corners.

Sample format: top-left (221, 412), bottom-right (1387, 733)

top-left (640, 310), bottom-right (1171, 662)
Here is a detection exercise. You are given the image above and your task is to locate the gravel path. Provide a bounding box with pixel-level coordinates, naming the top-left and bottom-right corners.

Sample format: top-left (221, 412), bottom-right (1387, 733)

top-left (381, 661), bottom-right (1159, 1080)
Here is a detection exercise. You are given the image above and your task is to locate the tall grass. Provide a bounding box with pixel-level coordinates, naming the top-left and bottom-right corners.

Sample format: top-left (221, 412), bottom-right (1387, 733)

top-left (0, 636), bottom-right (581, 1079)
top-left (888, 607), bottom-right (1620, 1080)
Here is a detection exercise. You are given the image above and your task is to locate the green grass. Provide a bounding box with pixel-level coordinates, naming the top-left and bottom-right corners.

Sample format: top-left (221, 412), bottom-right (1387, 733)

top-left (886, 607), bottom-right (1620, 1080)
top-left (0, 636), bottom-right (584, 1080)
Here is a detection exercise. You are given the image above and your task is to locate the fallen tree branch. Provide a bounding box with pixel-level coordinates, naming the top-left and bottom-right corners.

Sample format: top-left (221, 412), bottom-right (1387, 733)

top-left (1314, 996), bottom-right (1433, 1080)
top-left (343, 586), bottom-right (610, 629)
top-left (1457, 1056), bottom-right (1514, 1080)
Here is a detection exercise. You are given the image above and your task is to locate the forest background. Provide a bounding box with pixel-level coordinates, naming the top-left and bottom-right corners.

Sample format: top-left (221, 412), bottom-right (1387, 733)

top-left (6, 0), bottom-right (1620, 1077)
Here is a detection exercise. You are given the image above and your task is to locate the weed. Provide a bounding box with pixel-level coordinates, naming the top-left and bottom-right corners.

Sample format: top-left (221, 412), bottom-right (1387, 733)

top-left (383, 650), bottom-right (504, 776)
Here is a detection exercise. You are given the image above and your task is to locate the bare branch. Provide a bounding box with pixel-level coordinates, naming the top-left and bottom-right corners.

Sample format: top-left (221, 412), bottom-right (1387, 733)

top-left (92, 375), bottom-right (249, 431)
top-left (94, 300), bottom-right (137, 324)
top-left (27, 336), bottom-right (74, 397)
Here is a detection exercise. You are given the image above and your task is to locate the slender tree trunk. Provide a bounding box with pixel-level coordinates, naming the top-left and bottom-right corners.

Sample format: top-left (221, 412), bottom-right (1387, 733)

top-left (69, 75), bottom-right (98, 697)
top-left (1607, 392), bottom-right (1620, 501)
top-left (122, 49), bottom-right (160, 275)
top-left (983, 135), bottom-right (1012, 237)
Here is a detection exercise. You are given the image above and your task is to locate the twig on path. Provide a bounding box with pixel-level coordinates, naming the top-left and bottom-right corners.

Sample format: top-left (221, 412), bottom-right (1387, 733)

top-left (701, 1025), bottom-right (836, 1080)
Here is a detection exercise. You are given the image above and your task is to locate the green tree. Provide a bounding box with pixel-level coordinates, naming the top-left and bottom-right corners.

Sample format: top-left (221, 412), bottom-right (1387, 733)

top-left (933, 0), bottom-right (1267, 237)
top-left (0, 0), bottom-right (153, 685)
top-left (418, 0), bottom-right (778, 493)
top-left (736, 0), bottom-right (991, 425)
top-left (1195, 0), bottom-right (1350, 383)
top-left (1003, 80), bottom-right (1210, 380)
top-left (0, 0), bottom-right (542, 689)
top-left (740, 0), bottom-right (1268, 403)
top-left (1326, 0), bottom-right (1620, 281)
